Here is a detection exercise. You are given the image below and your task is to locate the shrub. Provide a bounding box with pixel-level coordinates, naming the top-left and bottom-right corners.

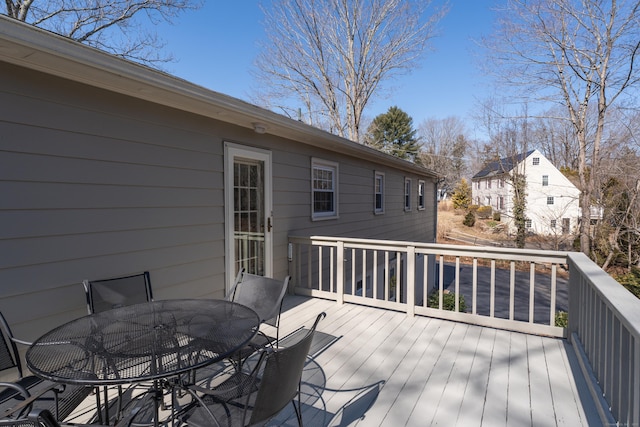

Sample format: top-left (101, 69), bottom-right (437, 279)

top-left (477, 205), bottom-right (492, 219)
top-left (493, 212), bottom-right (501, 221)
top-left (613, 268), bottom-right (640, 299)
top-left (555, 311), bottom-right (568, 328)
top-left (463, 211), bottom-right (476, 227)
top-left (427, 290), bottom-right (467, 312)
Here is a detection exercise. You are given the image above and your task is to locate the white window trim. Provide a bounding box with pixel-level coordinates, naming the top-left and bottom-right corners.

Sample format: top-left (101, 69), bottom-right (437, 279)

top-left (404, 178), bottom-right (412, 211)
top-left (418, 180), bottom-right (425, 210)
top-left (374, 171), bottom-right (385, 214)
top-left (311, 158), bottom-right (339, 220)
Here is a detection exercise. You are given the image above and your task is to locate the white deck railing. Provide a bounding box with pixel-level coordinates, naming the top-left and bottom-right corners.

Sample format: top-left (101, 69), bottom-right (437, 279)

top-left (288, 235), bottom-right (640, 427)
top-left (288, 236), bottom-right (568, 337)
top-left (568, 252), bottom-right (640, 426)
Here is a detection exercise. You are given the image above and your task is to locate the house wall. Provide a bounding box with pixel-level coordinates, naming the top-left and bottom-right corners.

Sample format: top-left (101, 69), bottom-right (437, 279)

top-left (471, 150), bottom-right (580, 236)
top-left (0, 62), bottom-right (436, 339)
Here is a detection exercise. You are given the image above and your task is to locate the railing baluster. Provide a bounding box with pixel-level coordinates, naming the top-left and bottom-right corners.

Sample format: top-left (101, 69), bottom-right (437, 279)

top-left (373, 250), bottom-right (378, 300)
top-left (509, 261), bottom-right (515, 321)
top-left (385, 251), bottom-right (390, 301)
top-left (439, 255), bottom-right (444, 310)
top-left (490, 259), bottom-right (496, 318)
top-left (529, 262), bottom-right (535, 323)
top-left (455, 257), bottom-right (460, 313)
top-left (472, 258), bottom-right (477, 315)
top-left (550, 264), bottom-right (557, 326)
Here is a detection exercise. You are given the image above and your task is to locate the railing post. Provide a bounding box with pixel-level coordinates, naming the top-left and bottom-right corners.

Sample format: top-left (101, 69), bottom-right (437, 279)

top-left (407, 246), bottom-right (415, 317)
top-left (336, 240), bottom-right (344, 305)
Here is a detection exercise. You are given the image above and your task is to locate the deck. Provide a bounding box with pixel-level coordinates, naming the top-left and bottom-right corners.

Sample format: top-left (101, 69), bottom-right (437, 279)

top-left (64, 295), bottom-right (601, 426)
top-left (270, 295), bottom-right (600, 426)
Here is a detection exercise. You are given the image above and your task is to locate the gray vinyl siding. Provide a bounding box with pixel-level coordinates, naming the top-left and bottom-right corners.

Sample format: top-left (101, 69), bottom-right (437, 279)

top-left (0, 62), bottom-right (436, 339)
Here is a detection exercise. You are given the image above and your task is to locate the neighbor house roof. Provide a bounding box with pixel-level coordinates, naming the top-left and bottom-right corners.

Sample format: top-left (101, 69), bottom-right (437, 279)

top-left (0, 15), bottom-right (438, 179)
top-left (472, 149), bottom-right (536, 179)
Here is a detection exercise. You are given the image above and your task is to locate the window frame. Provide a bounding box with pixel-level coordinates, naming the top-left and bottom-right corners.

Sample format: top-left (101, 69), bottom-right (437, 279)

top-left (542, 175), bottom-right (549, 186)
top-left (311, 158), bottom-right (339, 220)
top-left (418, 180), bottom-right (425, 210)
top-left (404, 178), bottom-right (412, 211)
top-left (547, 196), bottom-right (555, 205)
top-left (374, 171), bottom-right (385, 214)
top-left (532, 157), bottom-right (540, 165)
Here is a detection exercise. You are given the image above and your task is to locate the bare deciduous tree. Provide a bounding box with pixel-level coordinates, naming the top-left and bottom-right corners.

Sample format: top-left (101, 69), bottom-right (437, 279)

top-left (254, 0), bottom-right (447, 142)
top-left (483, 0), bottom-right (640, 255)
top-left (418, 116), bottom-right (469, 195)
top-left (4, 0), bottom-right (201, 65)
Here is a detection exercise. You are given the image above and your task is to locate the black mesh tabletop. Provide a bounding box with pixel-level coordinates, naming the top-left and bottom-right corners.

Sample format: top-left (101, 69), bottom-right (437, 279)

top-left (26, 299), bottom-right (259, 386)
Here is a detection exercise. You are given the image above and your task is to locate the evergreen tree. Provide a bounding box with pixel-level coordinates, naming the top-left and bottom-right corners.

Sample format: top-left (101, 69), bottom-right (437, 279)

top-left (451, 179), bottom-right (472, 210)
top-left (365, 106), bottom-right (420, 162)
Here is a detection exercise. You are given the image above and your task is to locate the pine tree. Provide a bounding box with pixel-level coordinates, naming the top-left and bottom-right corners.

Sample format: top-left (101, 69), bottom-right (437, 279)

top-left (451, 179), bottom-right (472, 210)
top-left (365, 106), bottom-right (420, 162)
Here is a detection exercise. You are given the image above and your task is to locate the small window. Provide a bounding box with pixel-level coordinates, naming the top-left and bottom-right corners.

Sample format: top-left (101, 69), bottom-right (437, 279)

top-left (525, 219), bottom-right (532, 229)
top-left (551, 219), bottom-right (557, 229)
top-left (312, 158), bottom-right (338, 219)
top-left (374, 172), bottom-right (384, 214)
top-left (547, 196), bottom-right (554, 205)
top-left (542, 175), bottom-right (549, 186)
top-left (404, 178), bottom-right (412, 211)
top-left (486, 179), bottom-right (491, 189)
top-left (418, 180), bottom-right (425, 210)
top-left (499, 179), bottom-right (505, 188)
top-left (498, 196), bottom-right (504, 210)
top-left (533, 157), bottom-right (540, 165)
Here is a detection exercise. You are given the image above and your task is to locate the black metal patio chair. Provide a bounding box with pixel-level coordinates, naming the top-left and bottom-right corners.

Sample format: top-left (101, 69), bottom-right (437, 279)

top-left (82, 271), bottom-right (153, 315)
top-left (82, 271), bottom-right (155, 422)
top-left (0, 312), bottom-right (92, 424)
top-left (227, 269), bottom-right (290, 356)
top-left (179, 312), bottom-right (326, 427)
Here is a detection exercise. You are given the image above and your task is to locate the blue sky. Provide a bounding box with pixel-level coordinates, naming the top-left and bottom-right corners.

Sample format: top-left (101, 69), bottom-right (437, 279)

top-left (156, 1), bottom-right (496, 138)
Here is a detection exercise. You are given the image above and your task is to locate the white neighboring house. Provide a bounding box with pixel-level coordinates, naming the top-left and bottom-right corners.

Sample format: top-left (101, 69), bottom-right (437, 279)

top-left (471, 149), bottom-right (581, 236)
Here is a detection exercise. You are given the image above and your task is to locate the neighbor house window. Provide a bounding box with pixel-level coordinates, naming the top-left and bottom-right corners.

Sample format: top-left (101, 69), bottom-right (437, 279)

top-left (547, 196), bottom-right (554, 205)
top-left (499, 179), bottom-right (505, 188)
top-left (551, 219), bottom-right (557, 229)
top-left (404, 178), bottom-right (412, 211)
top-left (533, 157), bottom-right (540, 165)
top-left (542, 175), bottom-right (549, 186)
top-left (486, 179), bottom-right (491, 189)
top-left (312, 158), bottom-right (338, 219)
top-left (525, 219), bottom-right (532, 229)
top-left (374, 172), bottom-right (384, 214)
top-left (498, 196), bottom-right (504, 210)
top-left (418, 180), bottom-right (425, 210)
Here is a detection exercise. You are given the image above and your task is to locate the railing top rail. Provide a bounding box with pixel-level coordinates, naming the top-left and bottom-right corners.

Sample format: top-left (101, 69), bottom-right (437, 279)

top-left (289, 235), bottom-right (569, 263)
top-left (568, 252), bottom-right (640, 338)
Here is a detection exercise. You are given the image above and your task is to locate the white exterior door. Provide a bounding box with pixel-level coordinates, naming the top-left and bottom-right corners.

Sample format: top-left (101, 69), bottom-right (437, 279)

top-left (224, 143), bottom-right (273, 291)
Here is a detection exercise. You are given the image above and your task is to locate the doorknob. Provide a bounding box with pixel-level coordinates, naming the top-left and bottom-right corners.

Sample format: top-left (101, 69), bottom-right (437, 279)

top-left (267, 217), bottom-right (273, 232)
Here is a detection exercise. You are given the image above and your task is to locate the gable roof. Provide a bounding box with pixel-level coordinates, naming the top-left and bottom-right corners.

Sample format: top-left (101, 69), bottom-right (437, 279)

top-left (0, 15), bottom-right (438, 179)
top-left (472, 150), bottom-right (536, 179)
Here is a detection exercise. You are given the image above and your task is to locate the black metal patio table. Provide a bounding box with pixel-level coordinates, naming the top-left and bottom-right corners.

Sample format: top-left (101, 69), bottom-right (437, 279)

top-left (26, 299), bottom-right (260, 425)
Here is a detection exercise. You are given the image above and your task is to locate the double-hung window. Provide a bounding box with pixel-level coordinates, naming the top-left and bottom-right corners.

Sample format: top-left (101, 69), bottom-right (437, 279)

top-left (374, 172), bottom-right (384, 214)
top-left (542, 175), bottom-right (549, 186)
top-left (312, 158), bottom-right (338, 219)
top-left (418, 180), bottom-right (425, 210)
top-left (547, 196), bottom-right (554, 205)
top-left (404, 178), bottom-right (412, 211)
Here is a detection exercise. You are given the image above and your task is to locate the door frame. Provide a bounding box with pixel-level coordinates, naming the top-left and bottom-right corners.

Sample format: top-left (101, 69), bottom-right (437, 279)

top-left (224, 142), bottom-right (273, 292)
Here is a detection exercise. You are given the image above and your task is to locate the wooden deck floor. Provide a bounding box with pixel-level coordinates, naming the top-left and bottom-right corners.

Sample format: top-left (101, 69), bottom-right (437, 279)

top-left (64, 295), bottom-right (602, 426)
top-left (269, 295), bottom-right (601, 427)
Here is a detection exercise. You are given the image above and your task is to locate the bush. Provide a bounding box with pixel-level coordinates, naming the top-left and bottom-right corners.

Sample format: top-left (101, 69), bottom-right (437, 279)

top-left (613, 268), bottom-right (640, 299)
top-left (463, 211), bottom-right (476, 227)
top-left (477, 205), bottom-right (492, 219)
top-left (427, 290), bottom-right (467, 312)
top-left (493, 212), bottom-right (501, 221)
top-left (555, 311), bottom-right (568, 328)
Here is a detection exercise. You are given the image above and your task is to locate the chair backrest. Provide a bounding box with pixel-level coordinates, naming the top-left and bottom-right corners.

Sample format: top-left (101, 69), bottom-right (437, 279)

top-left (0, 312), bottom-right (22, 377)
top-left (248, 312), bottom-right (326, 425)
top-left (228, 271), bottom-right (289, 324)
top-left (83, 271), bottom-right (153, 314)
